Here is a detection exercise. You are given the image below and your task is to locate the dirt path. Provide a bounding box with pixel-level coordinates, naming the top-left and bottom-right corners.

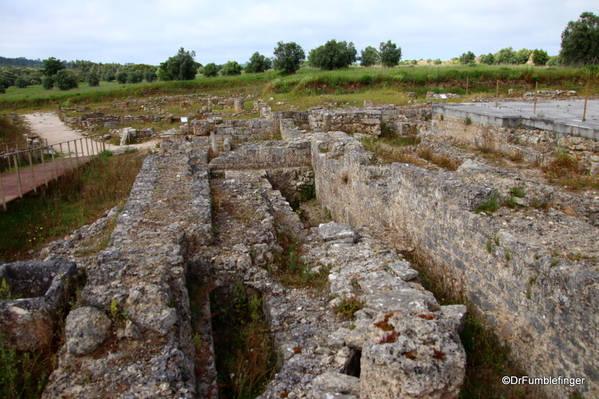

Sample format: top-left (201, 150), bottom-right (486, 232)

top-left (23, 113), bottom-right (161, 153)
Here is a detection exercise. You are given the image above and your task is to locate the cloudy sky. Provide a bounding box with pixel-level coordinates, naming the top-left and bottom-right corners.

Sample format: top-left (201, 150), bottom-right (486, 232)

top-left (0, 0), bottom-right (596, 66)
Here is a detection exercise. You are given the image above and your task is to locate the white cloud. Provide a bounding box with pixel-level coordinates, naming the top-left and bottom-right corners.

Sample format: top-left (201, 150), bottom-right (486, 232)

top-left (0, 0), bottom-right (596, 64)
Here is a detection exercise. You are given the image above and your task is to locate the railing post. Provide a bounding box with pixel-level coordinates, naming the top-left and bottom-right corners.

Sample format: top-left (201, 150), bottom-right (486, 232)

top-left (40, 147), bottom-right (49, 187)
top-left (53, 144), bottom-right (58, 180)
top-left (0, 164), bottom-right (6, 211)
top-left (67, 141), bottom-right (73, 169)
top-left (13, 154), bottom-right (23, 198)
top-left (85, 137), bottom-right (91, 157)
top-left (28, 150), bottom-right (37, 194)
top-left (74, 139), bottom-right (80, 165)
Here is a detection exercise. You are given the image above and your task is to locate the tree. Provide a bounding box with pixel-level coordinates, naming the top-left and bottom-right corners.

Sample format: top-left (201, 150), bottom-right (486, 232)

top-left (459, 51), bottom-right (476, 65)
top-left (532, 49), bottom-right (550, 66)
top-left (158, 48), bottom-right (199, 80)
top-left (379, 40), bottom-right (401, 67)
top-left (202, 63), bottom-right (218, 77)
top-left (54, 70), bottom-right (78, 90)
top-left (515, 48), bottom-right (532, 64)
top-left (86, 72), bottom-right (100, 87)
top-left (42, 57), bottom-right (65, 77)
top-left (115, 71), bottom-right (128, 84)
top-left (221, 61), bottom-right (243, 76)
top-left (245, 52), bottom-right (272, 73)
top-left (273, 41), bottom-right (305, 75)
top-left (560, 12), bottom-right (599, 65)
top-left (480, 53), bottom-right (495, 65)
top-left (308, 40), bottom-right (357, 70)
top-left (495, 47), bottom-right (517, 64)
top-left (360, 46), bottom-right (380, 67)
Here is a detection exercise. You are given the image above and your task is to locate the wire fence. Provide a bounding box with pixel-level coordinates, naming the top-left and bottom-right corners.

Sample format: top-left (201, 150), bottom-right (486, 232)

top-left (0, 137), bottom-right (106, 210)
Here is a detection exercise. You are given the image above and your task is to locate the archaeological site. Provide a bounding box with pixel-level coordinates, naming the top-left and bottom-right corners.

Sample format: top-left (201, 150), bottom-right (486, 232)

top-left (1, 92), bottom-right (598, 399)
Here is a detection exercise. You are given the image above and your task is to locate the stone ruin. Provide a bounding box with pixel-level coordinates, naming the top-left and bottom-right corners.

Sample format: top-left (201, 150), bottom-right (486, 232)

top-left (7, 98), bottom-right (598, 398)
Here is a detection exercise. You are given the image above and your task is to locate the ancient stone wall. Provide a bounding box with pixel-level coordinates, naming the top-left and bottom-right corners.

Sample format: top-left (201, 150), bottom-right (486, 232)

top-left (310, 132), bottom-right (598, 398)
top-left (209, 139), bottom-right (312, 170)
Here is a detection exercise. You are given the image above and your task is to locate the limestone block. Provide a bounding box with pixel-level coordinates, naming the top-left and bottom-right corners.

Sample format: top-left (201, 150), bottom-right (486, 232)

top-left (312, 371), bottom-right (360, 398)
top-left (66, 306), bottom-right (112, 356)
top-left (317, 222), bottom-right (355, 243)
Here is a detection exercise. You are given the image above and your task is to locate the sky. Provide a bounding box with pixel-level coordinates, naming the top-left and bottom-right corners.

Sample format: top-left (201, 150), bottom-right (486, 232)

top-left (0, 0), bottom-right (596, 66)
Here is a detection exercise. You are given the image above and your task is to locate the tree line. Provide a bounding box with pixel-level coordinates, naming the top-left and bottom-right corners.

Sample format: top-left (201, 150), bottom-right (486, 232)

top-left (1, 11), bottom-right (597, 93)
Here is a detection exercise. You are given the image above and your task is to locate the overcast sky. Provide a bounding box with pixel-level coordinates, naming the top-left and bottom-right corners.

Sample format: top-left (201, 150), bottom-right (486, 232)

top-left (0, 0), bottom-right (596, 66)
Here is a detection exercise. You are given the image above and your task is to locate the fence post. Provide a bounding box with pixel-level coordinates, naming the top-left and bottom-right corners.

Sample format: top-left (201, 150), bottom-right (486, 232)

top-left (74, 139), bottom-right (80, 166)
top-left (495, 80), bottom-right (499, 108)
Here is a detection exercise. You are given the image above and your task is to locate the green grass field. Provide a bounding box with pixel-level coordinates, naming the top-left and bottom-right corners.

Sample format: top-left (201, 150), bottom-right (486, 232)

top-left (1, 64), bottom-right (597, 113)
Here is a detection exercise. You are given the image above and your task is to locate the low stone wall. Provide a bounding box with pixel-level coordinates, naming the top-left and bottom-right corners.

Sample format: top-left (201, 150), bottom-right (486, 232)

top-left (310, 132), bottom-right (598, 398)
top-left (43, 145), bottom-right (213, 398)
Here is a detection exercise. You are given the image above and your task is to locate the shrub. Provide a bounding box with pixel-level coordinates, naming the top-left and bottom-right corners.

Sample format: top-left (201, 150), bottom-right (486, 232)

top-left (459, 51), bottom-right (476, 65)
top-left (0, 85), bottom-right (5, 94)
top-left (126, 71), bottom-right (143, 84)
top-left (54, 70), bottom-right (78, 90)
top-left (532, 49), bottom-right (550, 66)
top-left (221, 61), bottom-right (242, 76)
top-left (15, 77), bottom-right (29, 88)
top-left (475, 194), bottom-right (500, 214)
top-left (103, 72), bottom-right (115, 82)
top-left (202, 63), bottom-right (218, 77)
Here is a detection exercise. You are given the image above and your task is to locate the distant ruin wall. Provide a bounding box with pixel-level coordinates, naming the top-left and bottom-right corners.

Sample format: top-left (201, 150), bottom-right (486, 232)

top-left (310, 132), bottom-right (598, 398)
top-left (209, 139), bottom-right (312, 170)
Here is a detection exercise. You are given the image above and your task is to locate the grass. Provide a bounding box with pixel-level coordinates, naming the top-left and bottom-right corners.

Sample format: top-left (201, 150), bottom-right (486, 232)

top-left (0, 332), bottom-right (57, 399)
top-left (2, 64), bottom-right (597, 114)
top-left (475, 194), bottom-right (500, 214)
top-left (210, 282), bottom-right (277, 399)
top-left (0, 150), bottom-right (146, 262)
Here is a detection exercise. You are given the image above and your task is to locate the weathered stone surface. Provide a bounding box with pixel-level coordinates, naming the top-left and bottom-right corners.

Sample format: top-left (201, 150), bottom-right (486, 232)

top-left (0, 261), bottom-right (79, 351)
top-left (312, 371), bottom-right (360, 397)
top-left (65, 306), bottom-right (111, 356)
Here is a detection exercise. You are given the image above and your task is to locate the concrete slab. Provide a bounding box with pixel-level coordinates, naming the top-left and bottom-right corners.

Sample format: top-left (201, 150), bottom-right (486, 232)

top-left (432, 99), bottom-right (599, 141)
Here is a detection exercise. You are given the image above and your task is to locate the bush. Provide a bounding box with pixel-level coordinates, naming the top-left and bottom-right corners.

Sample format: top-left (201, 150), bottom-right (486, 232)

top-left (496, 47), bottom-right (517, 64)
top-left (379, 40), bottom-right (402, 67)
top-left (480, 53), bottom-right (495, 65)
top-left (142, 69), bottom-right (156, 82)
top-left (308, 40), bottom-right (357, 70)
top-left (42, 76), bottom-right (54, 90)
top-left (221, 61), bottom-right (243, 76)
top-left (103, 72), bottom-right (115, 82)
top-left (245, 52), bottom-right (272, 73)
top-left (42, 57), bottom-right (65, 77)
top-left (86, 72), bottom-right (100, 87)
top-left (15, 77), bottom-right (29, 88)
top-left (54, 70), bottom-right (78, 90)
top-left (202, 63), bottom-right (218, 77)
top-left (459, 51), bottom-right (476, 65)
top-left (126, 71), bottom-right (143, 84)
top-left (515, 48), bottom-right (532, 64)
top-left (273, 41), bottom-right (305, 75)
top-left (0, 85), bottom-right (5, 94)
top-left (532, 49), bottom-right (550, 66)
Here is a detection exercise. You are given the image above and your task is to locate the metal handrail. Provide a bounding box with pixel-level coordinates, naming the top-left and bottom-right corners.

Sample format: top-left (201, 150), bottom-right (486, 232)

top-left (0, 137), bottom-right (106, 210)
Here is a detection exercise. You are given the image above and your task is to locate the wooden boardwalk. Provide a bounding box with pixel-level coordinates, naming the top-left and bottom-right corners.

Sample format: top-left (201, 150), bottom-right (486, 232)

top-left (0, 156), bottom-right (92, 209)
